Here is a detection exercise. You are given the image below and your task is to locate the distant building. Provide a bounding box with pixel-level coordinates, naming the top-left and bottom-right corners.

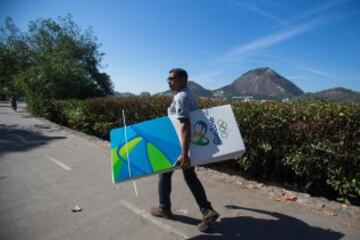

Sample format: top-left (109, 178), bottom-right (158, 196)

top-left (198, 96), bottom-right (211, 100)
top-left (140, 91), bottom-right (151, 97)
top-left (114, 92), bottom-right (135, 97)
top-left (232, 96), bottom-right (254, 102)
top-left (213, 90), bottom-right (224, 98)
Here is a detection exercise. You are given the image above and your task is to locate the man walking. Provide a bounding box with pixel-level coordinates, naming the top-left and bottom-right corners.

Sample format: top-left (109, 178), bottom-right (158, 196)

top-left (150, 68), bottom-right (219, 232)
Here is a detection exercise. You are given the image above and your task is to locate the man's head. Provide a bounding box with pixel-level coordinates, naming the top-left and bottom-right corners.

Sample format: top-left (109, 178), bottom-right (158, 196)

top-left (167, 68), bottom-right (188, 91)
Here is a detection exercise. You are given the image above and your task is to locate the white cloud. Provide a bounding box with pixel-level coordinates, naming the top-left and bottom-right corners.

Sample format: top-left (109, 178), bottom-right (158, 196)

top-left (296, 65), bottom-right (336, 78)
top-left (290, 0), bottom-right (351, 24)
top-left (254, 54), bottom-right (337, 79)
top-left (219, 19), bottom-right (321, 62)
top-left (286, 75), bottom-right (308, 80)
top-left (228, 0), bottom-right (287, 25)
top-left (191, 70), bottom-right (222, 84)
top-left (218, 8), bottom-right (359, 63)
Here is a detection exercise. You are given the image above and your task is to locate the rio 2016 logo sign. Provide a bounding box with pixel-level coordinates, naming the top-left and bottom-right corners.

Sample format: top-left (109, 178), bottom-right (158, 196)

top-left (191, 121), bottom-right (209, 146)
top-left (191, 117), bottom-right (229, 146)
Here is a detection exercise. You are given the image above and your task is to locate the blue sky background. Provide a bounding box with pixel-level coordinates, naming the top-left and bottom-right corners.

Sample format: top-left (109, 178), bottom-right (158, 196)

top-left (1, 0), bottom-right (360, 94)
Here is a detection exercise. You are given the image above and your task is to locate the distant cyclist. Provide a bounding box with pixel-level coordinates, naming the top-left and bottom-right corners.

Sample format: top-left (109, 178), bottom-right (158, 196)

top-left (11, 95), bottom-right (17, 111)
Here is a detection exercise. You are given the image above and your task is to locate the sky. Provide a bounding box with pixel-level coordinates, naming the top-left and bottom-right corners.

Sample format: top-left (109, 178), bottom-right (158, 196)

top-left (1, 0), bottom-right (360, 94)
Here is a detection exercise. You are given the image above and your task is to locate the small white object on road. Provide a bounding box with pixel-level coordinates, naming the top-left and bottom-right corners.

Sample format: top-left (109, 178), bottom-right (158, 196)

top-left (72, 204), bottom-right (82, 212)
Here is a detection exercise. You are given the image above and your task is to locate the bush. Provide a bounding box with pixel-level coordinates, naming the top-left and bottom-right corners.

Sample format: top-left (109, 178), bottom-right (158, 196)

top-left (232, 101), bottom-right (360, 204)
top-left (47, 97), bottom-right (360, 204)
top-left (43, 99), bottom-right (91, 133)
top-left (60, 100), bottom-right (91, 133)
top-left (84, 95), bottom-right (172, 138)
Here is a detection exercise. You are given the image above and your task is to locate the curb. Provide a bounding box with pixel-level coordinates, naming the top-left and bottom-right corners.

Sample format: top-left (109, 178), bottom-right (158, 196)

top-left (197, 167), bottom-right (360, 219)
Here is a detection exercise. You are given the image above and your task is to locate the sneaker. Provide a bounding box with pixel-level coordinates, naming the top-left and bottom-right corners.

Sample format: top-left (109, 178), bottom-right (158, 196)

top-left (150, 206), bottom-right (173, 219)
top-left (197, 209), bottom-right (220, 232)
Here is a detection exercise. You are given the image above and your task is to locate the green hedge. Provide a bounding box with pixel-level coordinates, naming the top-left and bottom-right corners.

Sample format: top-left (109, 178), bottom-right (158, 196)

top-left (42, 96), bottom-right (359, 204)
top-left (231, 101), bottom-right (360, 204)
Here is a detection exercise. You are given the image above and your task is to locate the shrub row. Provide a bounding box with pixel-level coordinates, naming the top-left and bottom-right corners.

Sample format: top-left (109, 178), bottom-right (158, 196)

top-left (230, 101), bottom-right (360, 204)
top-left (41, 96), bottom-right (359, 204)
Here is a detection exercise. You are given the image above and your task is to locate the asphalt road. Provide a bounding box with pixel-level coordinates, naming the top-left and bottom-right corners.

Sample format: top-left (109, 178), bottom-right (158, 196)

top-left (0, 102), bottom-right (359, 240)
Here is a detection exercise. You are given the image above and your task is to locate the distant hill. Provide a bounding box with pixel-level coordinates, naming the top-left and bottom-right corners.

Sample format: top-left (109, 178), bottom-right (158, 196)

top-left (299, 87), bottom-right (360, 103)
top-left (122, 68), bottom-right (359, 103)
top-left (213, 67), bottom-right (304, 99)
top-left (160, 68), bottom-right (304, 100)
top-left (161, 81), bottom-right (213, 99)
top-left (188, 81), bottom-right (213, 98)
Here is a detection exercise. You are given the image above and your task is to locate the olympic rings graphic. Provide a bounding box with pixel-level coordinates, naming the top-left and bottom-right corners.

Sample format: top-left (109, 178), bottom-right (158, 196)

top-left (217, 119), bottom-right (229, 139)
top-left (191, 121), bottom-right (210, 146)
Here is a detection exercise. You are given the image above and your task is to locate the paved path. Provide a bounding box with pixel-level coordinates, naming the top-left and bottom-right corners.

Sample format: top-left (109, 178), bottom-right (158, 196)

top-left (0, 102), bottom-right (359, 239)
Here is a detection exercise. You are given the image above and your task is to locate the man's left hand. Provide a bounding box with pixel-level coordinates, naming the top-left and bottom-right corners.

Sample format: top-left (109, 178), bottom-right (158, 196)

top-left (176, 153), bottom-right (191, 169)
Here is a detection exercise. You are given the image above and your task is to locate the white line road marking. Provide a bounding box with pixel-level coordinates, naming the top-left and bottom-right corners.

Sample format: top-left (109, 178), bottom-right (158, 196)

top-left (45, 155), bottom-right (72, 171)
top-left (119, 200), bottom-right (189, 239)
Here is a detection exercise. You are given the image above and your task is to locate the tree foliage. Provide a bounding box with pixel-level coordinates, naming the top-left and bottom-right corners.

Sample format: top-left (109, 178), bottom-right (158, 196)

top-left (0, 15), bottom-right (113, 113)
top-left (0, 17), bottom-right (30, 94)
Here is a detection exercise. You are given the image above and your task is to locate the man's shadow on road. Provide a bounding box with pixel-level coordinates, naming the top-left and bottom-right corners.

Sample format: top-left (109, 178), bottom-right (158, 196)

top-left (176, 205), bottom-right (344, 240)
top-left (0, 124), bottom-right (66, 157)
top-left (172, 214), bottom-right (202, 226)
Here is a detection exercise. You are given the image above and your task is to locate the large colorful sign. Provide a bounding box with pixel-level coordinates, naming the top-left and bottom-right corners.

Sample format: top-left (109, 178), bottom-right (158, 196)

top-left (110, 105), bottom-right (245, 183)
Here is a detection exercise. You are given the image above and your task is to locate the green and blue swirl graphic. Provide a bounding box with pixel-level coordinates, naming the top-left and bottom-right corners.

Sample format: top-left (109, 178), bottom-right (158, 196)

top-left (110, 117), bottom-right (181, 183)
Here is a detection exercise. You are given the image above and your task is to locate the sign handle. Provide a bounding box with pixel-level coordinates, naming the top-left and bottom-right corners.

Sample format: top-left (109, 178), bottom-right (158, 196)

top-left (122, 109), bottom-right (138, 196)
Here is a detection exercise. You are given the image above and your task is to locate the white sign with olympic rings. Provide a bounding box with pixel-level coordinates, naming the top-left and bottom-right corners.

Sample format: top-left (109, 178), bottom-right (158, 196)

top-left (170, 104), bottom-right (245, 166)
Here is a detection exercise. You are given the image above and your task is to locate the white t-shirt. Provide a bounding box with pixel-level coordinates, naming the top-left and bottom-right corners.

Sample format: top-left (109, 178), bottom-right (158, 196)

top-left (168, 87), bottom-right (197, 119)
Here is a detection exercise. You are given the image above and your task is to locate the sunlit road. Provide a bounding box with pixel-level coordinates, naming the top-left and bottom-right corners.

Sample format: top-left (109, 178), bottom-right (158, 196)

top-left (0, 102), bottom-right (359, 240)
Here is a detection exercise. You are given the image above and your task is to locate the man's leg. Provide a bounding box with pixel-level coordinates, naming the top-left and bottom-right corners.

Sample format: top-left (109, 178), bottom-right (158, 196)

top-left (159, 171), bottom-right (174, 211)
top-left (183, 167), bottom-right (219, 232)
top-left (151, 171), bottom-right (174, 219)
top-left (182, 167), bottom-right (212, 213)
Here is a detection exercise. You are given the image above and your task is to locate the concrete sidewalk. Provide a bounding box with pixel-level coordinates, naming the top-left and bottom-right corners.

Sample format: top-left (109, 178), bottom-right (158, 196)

top-left (0, 102), bottom-right (359, 239)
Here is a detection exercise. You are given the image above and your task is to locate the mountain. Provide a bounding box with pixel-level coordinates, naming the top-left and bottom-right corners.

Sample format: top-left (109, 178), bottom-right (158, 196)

top-left (187, 81), bottom-right (213, 98)
top-left (214, 67), bottom-right (304, 99)
top-left (161, 80), bottom-right (213, 99)
top-left (156, 68), bottom-right (359, 102)
top-left (299, 87), bottom-right (360, 103)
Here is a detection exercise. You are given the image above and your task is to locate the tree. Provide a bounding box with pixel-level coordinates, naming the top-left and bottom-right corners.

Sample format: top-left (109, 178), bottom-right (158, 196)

top-left (0, 15), bottom-right (114, 114)
top-left (0, 17), bottom-right (30, 95)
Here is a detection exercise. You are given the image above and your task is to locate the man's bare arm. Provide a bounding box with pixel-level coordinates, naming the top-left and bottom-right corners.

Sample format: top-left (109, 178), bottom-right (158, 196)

top-left (178, 118), bottom-right (191, 169)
